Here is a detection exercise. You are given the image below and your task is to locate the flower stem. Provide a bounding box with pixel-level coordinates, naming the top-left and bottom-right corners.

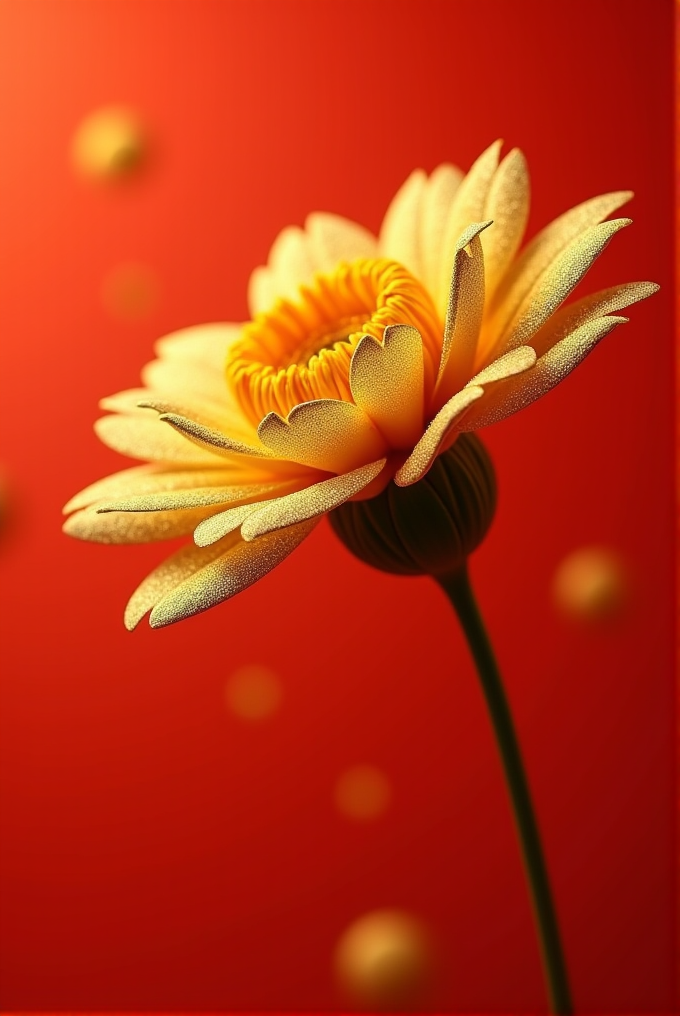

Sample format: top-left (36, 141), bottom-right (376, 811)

top-left (437, 564), bottom-right (573, 1015)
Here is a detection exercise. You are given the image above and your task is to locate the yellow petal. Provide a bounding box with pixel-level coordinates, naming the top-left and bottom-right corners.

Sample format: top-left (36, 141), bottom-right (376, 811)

top-left (466, 345), bottom-right (537, 387)
top-left (349, 325), bottom-right (424, 448)
top-left (193, 502), bottom-right (266, 547)
top-left (395, 386), bottom-right (484, 487)
top-left (436, 140), bottom-right (503, 315)
top-left (482, 148), bottom-right (530, 299)
top-left (154, 322), bottom-right (243, 369)
top-left (487, 190), bottom-right (633, 332)
top-left (158, 412), bottom-right (277, 459)
top-left (95, 481), bottom-right (285, 514)
top-left (492, 218), bottom-right (631, 357)
top-left (305, 212), bottom-right (378, 273)
top-left (433, 222), bottom-right (491, 408)
top-left (63, 503), bottom-right (217, 544)
top-left (462, 316), bottom-right (627, 430)
top-left (148, 519), bottom-right (318, 628)
top-left (530, 281), bottom-right (659, 358)
top-left (269, 225), bottom-right (317, 301)
top-left (125, 539), bottom-right (238, 631)
top-left (140, 358), bottom-right (239, 421)
top-left (420, 164), bottom-right (464, 307)
top-left (63, 464), bottom-right (241, 514)
top-left (378, 169), bottom-right (427, 281)
top-left (248, 265), bottom-right (278, 316)
top-left (94, 414), bottom-right (222, 463)
top-left (99, 388), bottom-right (158, 415)
top-left (257, 399), bottom-right (386, 473)
top-left (242, 458), bottom-right (387, 541)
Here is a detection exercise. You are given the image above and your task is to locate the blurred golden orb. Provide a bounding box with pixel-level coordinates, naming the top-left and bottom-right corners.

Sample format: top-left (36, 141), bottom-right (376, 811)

top-left (335, 765), bottom-right (392, 822)
top-left (334, 908), bottom-right (433, 1009)
top-left (553, 546), bottom-right (630, 622)
top-left (71, 106), bottom-right (147, 181)
top-left (101, 263), bottom-right (160, 320)
top-left (224, 664), bottom-right (282, 721)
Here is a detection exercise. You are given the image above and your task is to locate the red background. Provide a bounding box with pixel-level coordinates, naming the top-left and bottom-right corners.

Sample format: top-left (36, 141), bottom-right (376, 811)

top-left (0, 0), bottom-right (675, 1011)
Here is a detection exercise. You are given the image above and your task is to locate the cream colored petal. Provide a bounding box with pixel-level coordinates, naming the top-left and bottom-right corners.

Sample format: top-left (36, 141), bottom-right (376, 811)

top-left (395, 386), bottom-right (484, 487)
top-left (242, 457), bottom-right (387, 541)
top-left (433, 222), bottom-right (491, 408)
top-left (349, 325), bottom-right (424, 448)
top-left (140, 358), bottom-right (231, 415)
top-left (95, 482), bottom-right (285, 514)
top-left (487, 190), bottom-right (633, 330)
top-left (482, 147), bottom-right (530, 299)
top-left (99, 388), bottom-right (157, 415)
top-left (149, 519), bottom-right (318, 628)
top-left (420, 163), bottom-right (464, 304)
top-left (158, 412), bottom-right (277, 459)
top-left (94, 414), bottom-right (223, 463)
top-left (248, 265), bottom-right (278, 316)
top-left (436, 140), bottom-right (502, 315)
top-left (378, 169), bottom-right (427, 280)
top-left (154, 322), bottom-right (244, 369)
top-left (462, 316), bottom-right (627, 430)
top-left (269, 225), bottom-right (317, 300)
top-left (63, 503), bottom-right (217, 544)
top-left (493, 218), bottom-right (631, 357)
top-left (530, 281), bottom-right (659, 358)
top-left (125, 539), bottom-right (239, 631)
top-left (305, 212), bottom-right (378, 273)
top-left (63, 464), bottom-right (241, 514)
top-left (467, 345), bottom-right (537, 387)
top-left (193, 502), bottom-right (265, 547)
top-left (257, 399), bottom-right (386, 473)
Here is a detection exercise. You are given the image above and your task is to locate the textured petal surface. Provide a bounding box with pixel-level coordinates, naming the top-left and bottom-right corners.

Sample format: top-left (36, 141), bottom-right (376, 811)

top-left (149, 519), bottom-right (318, 628)
top-left (94, 414), bottom-right (223, 464)
top-left (395, 386), bottom-right (484, 486)
top-left (419, 163), bottom-right (464, 306)
top-left (125, 539), bottom-right (239, 631)
top-left (258, 399), bottom-right (386, 473)
top-left (434, 222), bottom-right (491, 408)
top-left (463, 316), bottom-right (627, 430)
top-left (242, 458), bottom-right (387, 541)
top-left (63, 464), bottom-right (244, 514)
top-left (63, 503), bottom-right (218, 544)
top-left (482, 147), bottom-right (530, 299)
top-left (193, 502), bottom-right (267, 547)
top-left (349, 325), bottom-right (424, 448)
top-left (305, 212), bottom-right (378, 273)
top-left (158, 413), bottom-right (277, 459)
top-left (378, 169), bottom-right (427, 281)
top-left (467, 345), bottom-right (537, 387)
top-left (95, 481), bottom-right (286, 514)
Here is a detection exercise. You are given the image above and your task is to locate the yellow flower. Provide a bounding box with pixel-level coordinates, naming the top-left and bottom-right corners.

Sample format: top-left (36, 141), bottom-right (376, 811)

top-left (63, 140), bottom-right (658, 629)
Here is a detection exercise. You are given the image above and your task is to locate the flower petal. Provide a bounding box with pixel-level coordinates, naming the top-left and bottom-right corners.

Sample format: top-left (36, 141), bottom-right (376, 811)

top-left (395, 386), bottom-right (484, 487)
top-left (158, 412), bottom-right (277, 459)
top-left (125, 539), bottom-right (239, 631)
top-left (154, 322), bottom-right (243, 369)
top-left (486, 190), bottom-right (633, 334)
top-left (63, 504), bottom-right (217, 544)
top-left (529, 281), bottom-right (659, 358)
top-left (193, 503), bottom-right (265, 547)
top-left (436, 140), bottom-right (503, 315)
top-left (305, 212), bottom-right (378, 273)
top-left (349, 325), bottom-right (424, 448)
top-left (482, 147), bottom-right (530, 300)
top-left (241, 457), bottom-right (387, 541)
top-left (257, 399), bottom-right (386, 473)
top-left (491, 218), bottom-right (632, 358)
top-left (94, 414), bottom-right (223, 463)
top-left (462, 316), bottom-right (628, 430)
top-left (95, 481), bottom-right (287, 514)
top-left (269, 225), bottom-right (317, 301)
top-left (63, 464), bottom-right (244, 514)
top-left (378, 169), bottom-right (427, 282)
top-left (419, 163), bottom-right (464, 306)
top-left (433, 222), bottom-right (492, 408)
top-left (148, 519), bottom-right (319, 628)
top-left (248, 265), bottom-right (278, 316)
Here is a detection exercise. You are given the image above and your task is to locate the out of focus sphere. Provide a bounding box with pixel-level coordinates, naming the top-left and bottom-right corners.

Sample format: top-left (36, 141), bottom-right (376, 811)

top-left (335, 765), bottom-right (392, 821)
top-left (71, 106), bottom-right (147, 181)
top-left (224, 665), bottom-right (282, 721)
top-left (101, 263), bottom-right (159, 319)
top-left (553, 546), bottom-right (630, 622)
top-left (334, 909), bottom-right (433, 1009)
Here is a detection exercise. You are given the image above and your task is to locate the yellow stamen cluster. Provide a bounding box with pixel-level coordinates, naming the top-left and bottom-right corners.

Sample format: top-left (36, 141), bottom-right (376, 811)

top-left (227, 258), bottom-right (441, 425)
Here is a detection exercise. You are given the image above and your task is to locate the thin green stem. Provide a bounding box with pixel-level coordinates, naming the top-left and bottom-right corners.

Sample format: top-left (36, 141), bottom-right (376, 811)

top-left (437, 564), bottom-right (572, 1015)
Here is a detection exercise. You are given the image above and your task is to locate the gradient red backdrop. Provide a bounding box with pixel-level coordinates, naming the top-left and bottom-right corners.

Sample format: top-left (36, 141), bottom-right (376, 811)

top-left (0, 0), bottom-right (676, 1012)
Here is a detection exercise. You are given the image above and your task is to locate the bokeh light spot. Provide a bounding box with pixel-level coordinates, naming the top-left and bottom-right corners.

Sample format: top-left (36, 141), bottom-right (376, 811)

top-left (553, 546), bottom-right (630, 623)
top-left (224, 665), bottom-right (282, 721)
top-left (335, 764), bottom-right (392, 822)
top-left (101, 263), bottom-right (160, 320)
top-left (70, 106), bottom-right (148, 181)
top-left (334, 908), bottom-right (434, 1009)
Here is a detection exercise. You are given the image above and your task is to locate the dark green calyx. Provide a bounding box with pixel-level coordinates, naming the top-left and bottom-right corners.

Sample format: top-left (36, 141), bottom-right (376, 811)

top-left (329, 433), bottom-right (497, 577)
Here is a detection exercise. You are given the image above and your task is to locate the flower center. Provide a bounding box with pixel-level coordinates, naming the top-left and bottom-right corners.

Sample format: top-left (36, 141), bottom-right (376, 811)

top-left (226, 258), bottom-right (442, 425)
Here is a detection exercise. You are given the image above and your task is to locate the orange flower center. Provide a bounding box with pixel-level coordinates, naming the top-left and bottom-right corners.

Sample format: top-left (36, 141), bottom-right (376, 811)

top-left (226, 258), bottom-right (441, 426)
